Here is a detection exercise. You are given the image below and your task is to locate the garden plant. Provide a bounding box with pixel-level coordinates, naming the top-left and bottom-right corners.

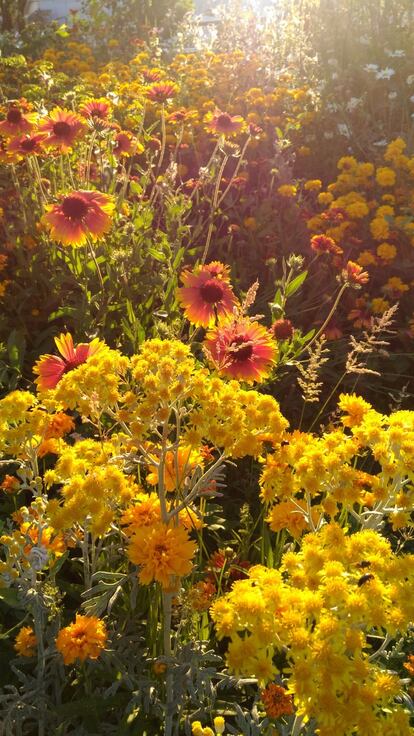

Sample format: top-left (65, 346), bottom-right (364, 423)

top-left (0, 1), bottom-right (413, 735)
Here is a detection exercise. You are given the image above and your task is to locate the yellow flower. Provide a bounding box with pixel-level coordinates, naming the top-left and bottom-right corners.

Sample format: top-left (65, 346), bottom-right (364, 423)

top-left (338, 394), bottom-right (372, 427)
top-left (277, 184), bottom-right (297, 198)
top-left (127, 522), bottom-right (196, 589)
top-left (376, 167), bottom-right (396, 187)
top-left (304, 179), bottom-right (322, 191)
top-left (317, 191), bottom-right (334, 205)
top-left (213, 716), bottom-right (225, 734)
top-left (14, 626), bottom-right (37, 657)
top-left (377, 242), bottom-right (397, 261)
top-left (55, 614), bottom-right (107, 665)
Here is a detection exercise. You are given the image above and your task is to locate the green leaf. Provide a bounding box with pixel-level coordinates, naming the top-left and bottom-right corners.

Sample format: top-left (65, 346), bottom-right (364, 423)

top-left (7, 330), bottom-right (26, 370)
top-left (286, 270), bottom-right (308, 297)
top-left (0, 588), bottom-right (23, 609)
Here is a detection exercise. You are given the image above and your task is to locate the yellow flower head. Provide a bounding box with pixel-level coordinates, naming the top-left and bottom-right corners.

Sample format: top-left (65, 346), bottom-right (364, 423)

top-left (55, 614), bottom-right (107, 665)
top-left (14, 626), bottom-right (37, 657)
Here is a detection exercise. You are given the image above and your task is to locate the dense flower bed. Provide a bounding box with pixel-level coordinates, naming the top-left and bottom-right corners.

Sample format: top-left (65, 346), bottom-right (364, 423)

top-left (0, 2), bottom-right (413, 735)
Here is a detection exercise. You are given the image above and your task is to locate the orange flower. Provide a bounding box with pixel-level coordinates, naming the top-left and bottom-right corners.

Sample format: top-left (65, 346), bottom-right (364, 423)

top-left (310, 234), bottom-right (343, 255)
top-left (14, 626), bottom-right (37, 657)
top-left (56, 614), bottom-right (107, 665)
top-left (204, 319), bottom-right (276, 383)
top-left (146, 81), bottom-right (179, 103)
top-left (127, 522), bottom-right (196, 589)
top-left (146, 445), bottom-right (204, 492)
top-left (205, 109), bottom-right (244, 136)
top-left (0, 106), bottom-right (36, 136)
top-left (44, 412), bottom-right (75, 439)
top-left (113, 131), bottom-right (141, 158)
top-left (261, 683), bottom-right (294, 719)
top-left (177, 262), bottom-right (238, 328)
top-left (42, 189), bottom-right (114, 246)
top-left (39, 108), bottom-right (85, 152)
top-left (343, 261), bottom-right (369, 286)
top-left (1, 475), bottom-right (20, 493)
top-left (79, 98), bottom-right (111, 121)
top-left (8, 133), bottom-right (46, 156)
top-left (33, 332), bottom-right (104, 391)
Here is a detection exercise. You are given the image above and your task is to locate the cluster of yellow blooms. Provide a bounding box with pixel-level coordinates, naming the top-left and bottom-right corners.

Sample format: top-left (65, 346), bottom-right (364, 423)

top-left (211, 523), bottom-right (414, 736)
top-left (261, 394), bottom-right (414, 537)
top-left (121, 338), bottom-right (288, 457)
top-left (307, 138), bottom-right (414, 326)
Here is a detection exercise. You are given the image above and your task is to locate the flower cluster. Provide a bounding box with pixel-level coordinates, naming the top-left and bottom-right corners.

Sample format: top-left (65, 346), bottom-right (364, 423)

top-left (211, 523), bottom-right (414, 735)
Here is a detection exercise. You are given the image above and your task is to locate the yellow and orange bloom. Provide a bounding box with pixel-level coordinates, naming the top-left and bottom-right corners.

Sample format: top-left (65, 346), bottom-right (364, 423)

top-left (14, 626), bottom-right (37, 657)
top-left (55, 614), bottom-right (107, 665)
top-left (342, 261), bottom-right (369, 286)
top-left (113, 131), bottom-right (141, 158)
top-left (146, 445), bottom-right (203, 492)
top-left (8, 133), bottom-right (47, 157)
top-left (39, 108), bottom-right (85, 152)
top-left (261, 683), bottom-right (294, 719)
top-left (42, 189), bottom-right (114, 246)
top-left (0, 106), bottom-right (37, 137)
top-left (127, 522), bottom-right (197, 589)
top-left (146, 81), bottom-right (179, 103)
top-left (204, 109), bottom-right (244, 136)
top-left (204, 319), bottom-right (276, 383)
top-left (177, 262), bottom-right (238, 328)
top-left (33, 332), bottom-right (104, 391)
top-left (79, 98), bottom-right (112, 122)
top-left (310, 234), bottom-right (342, 255)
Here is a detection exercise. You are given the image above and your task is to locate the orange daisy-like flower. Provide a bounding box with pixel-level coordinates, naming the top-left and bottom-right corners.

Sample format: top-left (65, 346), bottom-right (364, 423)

top-left (0, 106), bottom-right (37, 136)
top-left (146, 445), bottom-right (204, 492)
top-left (39, 108), bottom-right (85, 152)
top-left (55, 614), bottom-right (107, 665)
top-left (33, 332), bottom-right (104, 391)
top-left (113, 131), bottom-right (142, 158)
top-left (127, 522), bottom-right (197, 589)
top-left (310, 234), bottom-right (343, 255)
top-left (42, 189), bottom-right (114, 246)
top-left (177, 262), bottom-right (238, 328)
top-left (205, 109), bottom-right (244, 136)
top-left (79, 98), bottom-right (111, 121)
top-left (14, 626), bottom-right (38, 657)
top-left (204, 319), bottom-right (277, 383)
top-left (261, 683), bottom-right (294, 719)
top-left (8, 133), bottom-right (47, 157)
top-left (342, 260), bottom-right (369, 286)
top-left (146, 81), bottom-right (179, 103)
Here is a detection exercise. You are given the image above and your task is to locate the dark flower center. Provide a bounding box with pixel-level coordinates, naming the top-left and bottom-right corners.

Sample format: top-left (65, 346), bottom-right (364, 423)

top-left (53, 121), bottom-right (72, 137)
top-left (21, 138), bottom-right (37, 152)
top-left (91, 108), bottom-right (105, 118)
top-left (216, 113), bottom-right (233, 130)
top-left (200, 279), bottom-right (225, 304)
top-left (7, 108), bottom-right (22, 124)
top-left (61, 195), bottom-right (89, 220)
top-left (230, 336), bottom-right (253, 361)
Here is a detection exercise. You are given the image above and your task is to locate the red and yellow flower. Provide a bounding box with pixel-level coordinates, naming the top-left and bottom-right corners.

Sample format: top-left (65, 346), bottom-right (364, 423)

top-left (42, 189), bottom-right (114, 246)
top-left (33, 332), bottom-right (104, 391)
top-left (177, 262), bottom-right (238, 327)
top-left (204, 318), bottom-right (277, 383)
top-left (204, 109), bottom-right (245, 136)
top-left (39, 108), bottom-right (85, 152)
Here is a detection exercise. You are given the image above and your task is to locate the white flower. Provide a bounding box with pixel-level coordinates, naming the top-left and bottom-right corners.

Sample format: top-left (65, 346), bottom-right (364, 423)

top-left (406, 75), bottom-right (414, 86)
top-left (337, 123), bottom-right (351, 137)
top-left (364, 64), bottom-right (379, 73)
top-left (376, 67), bottom-right (395, 80)
top-left (346, 97), bottom-right (362, 112)
top-left (385, 49), bottom-right (405, 58)
top-left (373, 139), bottom-right (388, 147)
top-left (410, 95), bottom-right (414, 104)
top-left (324, 131), bottom-right (334, 139)
top-left (388, 91), bottom-right (397, 100)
